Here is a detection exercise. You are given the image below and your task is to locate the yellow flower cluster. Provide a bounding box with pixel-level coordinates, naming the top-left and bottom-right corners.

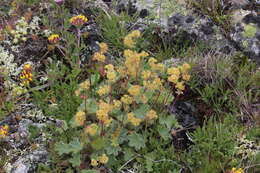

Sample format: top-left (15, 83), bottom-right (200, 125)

top-left (148, 57), bottom-right (165, 72)
top-left (127, 112), bottom-right (142, 126)
top-left (84, 123), bottom-right (98, 136)
top-left (113, 99), bottom-right (122, 109)
top-left (99, 42), bottom-right (108, 54)
top-left (69, 15), bottom-right (88, 26)
top-left (91, 154), bottom-right (109, 166)
top-left (105, 64), bottom-right (117, 82)
top-left (121, 95), bottom-right (133, 105)
top-left (75, 111), bottom-right (86, 126)
top-left (48, 34), bottom-right (60, 44)
top-left (128, 85), bottom-right (141, 97)
top-left (143, 75), bottom-right (163, 91)
top-left (124, 49), bottom-right (149, 77)
top-left (93, 42), bottom-right (108, 62)
top-left (0, 125), bottom-right (9, 138)
top-left (75, 80), bottom-right (90, 96)
top-left (96, 101), bottom-right (112, 125)
top-left (97, 85), bottom-right (110, 96)
top-left (123, 30), bottom-right (141, 48)
top-left (20, 64), bottom-right (33, 86)
top-left (167, 63), bottom-right (191, 94)
top-left (231, 168), bottom-right (244, 173)
top-left (146, 110), bottom-right (158, 120)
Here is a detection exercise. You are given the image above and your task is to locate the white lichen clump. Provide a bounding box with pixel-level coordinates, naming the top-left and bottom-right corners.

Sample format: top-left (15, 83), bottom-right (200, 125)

top-left (0, 45), bottom-right (18, 76)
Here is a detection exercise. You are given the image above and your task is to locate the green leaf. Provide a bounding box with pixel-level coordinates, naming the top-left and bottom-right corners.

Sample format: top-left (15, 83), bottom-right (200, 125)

top-left (105, 145), bottom-right (121, 156)
top-left (69, 153), bottom-right (81, 167)
top-left (81, 98), bottom-right (97, 114)
top-left (159, 115), bottom-right (178, 129)
top-left (54, 138), bottom-right (83, 155)
top-left (157, 125), bottom-right (171, 140)
top-left (133, 104), bottom-right (150, 119)
top-left (91, 137), bottom-right (106, 150)
top-left (90, 73), bottom-right (100, 86)
top-left (123, 148), bottom-right (136, 161)
top-left (128, 132), bottom-right (146, 150)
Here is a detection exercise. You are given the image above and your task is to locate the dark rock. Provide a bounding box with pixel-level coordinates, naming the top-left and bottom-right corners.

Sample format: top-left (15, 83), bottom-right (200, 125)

top-left (139, 9), bottom-right (149, 18)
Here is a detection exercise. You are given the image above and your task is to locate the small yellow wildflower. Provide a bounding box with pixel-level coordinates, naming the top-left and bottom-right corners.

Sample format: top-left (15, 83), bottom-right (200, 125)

top-left (139, 51), bottom-right (149, 57)
top-left (98, 154), bottom-right (109, 164)
top-left (121, 95), bottom-right (133, 105)
top-left (106, 71), bottom-right (117, 82)
top-left (123, 36), bottom-right (135, 48)
top-left (167, 67), bottom-right (180, 76)
top-left (182, 74), bottom-right (191, 81)
top-left (175, 81), bottom-right (185, 91)
top-left (20, 64), bottom-right (33, 86)
top-left (142, 70), bottom-right (152, 80)
top-left (99, 42), bottom-right (108, 54)
top-left (48, 34), bottom-right (60, 44)
top-left (113, 100), bottom-right (122, 109)
top-left (180, 63), bottom-right (191, 73)
top-left (148, 57), bottom-right (157, 67)
top-left (69, 15), bottom-right (88, 26)
top-left (0, 125), bottom-right (9, 138)
top-left (91, 159), bottom-right (98, 166)
top-left (128, 85), bottom-right (141, 97)
top-left (93, 52), bottom-right (106, 62)
top-left (127, 112), bottom-right (142, 126)
top-left (79, 80), bottom-right (90, 90)
top-left (231, 168), bottom-right (244, 173)
top-left (105, 64), bottom-right (114, 71)
top-left (146, 110), bottom-right (158, 120)
top-left (75, 111), bottom-right (86, 126)
top-left (128, 30), bottom-right (141, 38)
top-left (168, 75), bottom-right (179, 83)
top-left (97, 85), bottom-right (110, 96)
top-left (84, 123), bottom-right (98, 136)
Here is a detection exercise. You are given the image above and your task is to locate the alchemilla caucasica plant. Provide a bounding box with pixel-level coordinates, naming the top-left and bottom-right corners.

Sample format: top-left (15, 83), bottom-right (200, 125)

top-left (54, 29), bottom-right (191, 170)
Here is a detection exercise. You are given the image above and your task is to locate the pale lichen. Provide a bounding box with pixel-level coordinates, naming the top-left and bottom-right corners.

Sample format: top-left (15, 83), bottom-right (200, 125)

top-left (242, 24), bottom-right (257, 38)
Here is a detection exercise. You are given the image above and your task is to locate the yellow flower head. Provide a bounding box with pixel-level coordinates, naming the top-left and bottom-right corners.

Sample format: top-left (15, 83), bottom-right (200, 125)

top-left (182, 74), bottom-right (191, 81)
top-left (84, 123), bottom-right (98, 136)
top-left (93, 52), bottom-right (106, 62)
top-left (75, 111), bottom-right (86, 126)
top-left (128, 30), bottom-right (141, 38)
top-left (148, 57), bottom-right (157, 67)
top-left (105, 64), bottom-right (114, 71)
top-left (20, 64), bottom-right (33, 86)
top-left (0, 125), bottom-right (9, 138)
top-left (146, 110), bottom-right (158, 120)
top-left (175, 81), bottom-right (185, 91)
top-left (167, 67), bottom-right (180, 76)
top-left (180, 63), bottom-right (191, 73)
top-left (99, 42), bottom-right (108, 54)
top-left (128, 85), bottom-right (141, 97)
top-left (142, 70), bottom-right (152, 80)
top-left (168, 75), bottom-right (179, 83)
top-left (113, 100), bottom-right (122, 109)
top-left (98, 154), bottom-right (109, 164)
top-left (69, 15), bottom-right (88, 26)
top-left (127, 112), bottom-right (142, 126)
top-left (231, 168), bottom-right (244, 173)
top-left (79, 80), bottom-right (90, 90)
top-left (91, 159), bottom-right (98, 166)
top-left (123, 36), bottom-right (135, 48)
top-left (106, 71), bottom-right (117, 82)
top-left (48, 34), bottom-right (60, 44)
top-left (97, 85), bottom-right (110, 96)
top-left (121, 95), bottom-right (133, 105)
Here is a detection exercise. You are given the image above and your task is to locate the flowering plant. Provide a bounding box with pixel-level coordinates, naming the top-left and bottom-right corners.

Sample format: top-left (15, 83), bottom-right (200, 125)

top-left (55, 30), bottom-right (191, 170)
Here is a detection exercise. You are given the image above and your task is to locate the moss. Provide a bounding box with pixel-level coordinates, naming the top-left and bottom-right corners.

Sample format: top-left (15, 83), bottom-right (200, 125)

top-left (242, 24), bottom-right (257, 38)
